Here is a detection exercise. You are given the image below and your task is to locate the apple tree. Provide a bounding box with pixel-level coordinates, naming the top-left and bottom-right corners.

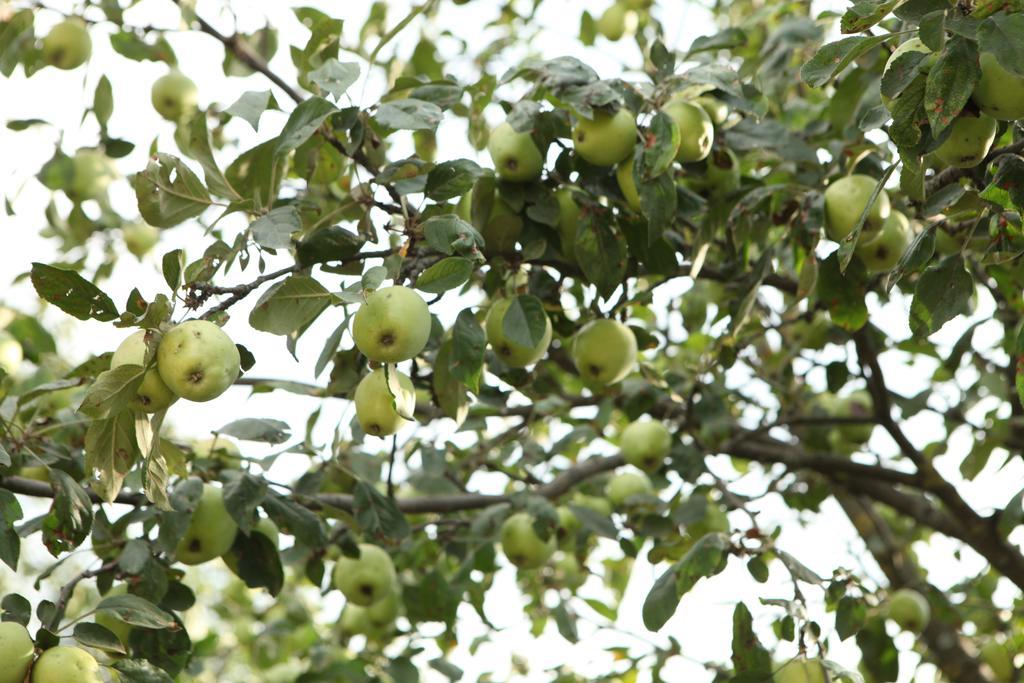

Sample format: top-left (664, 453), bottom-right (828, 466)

top-left (0, 0), bottom-right (1023, 680)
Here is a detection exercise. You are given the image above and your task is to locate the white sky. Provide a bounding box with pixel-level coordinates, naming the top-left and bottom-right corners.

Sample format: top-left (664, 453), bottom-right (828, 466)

top-left (1, 0), bottom-right (1021, 681)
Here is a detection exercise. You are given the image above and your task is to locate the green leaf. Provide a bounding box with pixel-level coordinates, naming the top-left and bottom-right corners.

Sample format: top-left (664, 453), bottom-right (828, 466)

top-left (638, 111), bottom-right (678, 179)
top-left (112, 658), bottom-right (175, 683)
top-left (162, 249), bottom-right (184, 291)
top-left (432, 339), bottom-right (469, 425)
top-left (353, 481), bottom-right (410, 541)
top-left (501, 295), bottom-right (548, 349)
top-left (801, 36), bottom-right (891, 87)
top-left (856, 618), bottom-right (900, 682)
top-left (296, 225), bottom-right (366, 267)
top-left (30, 263), bottom-right (119, 322)
top-left (97, 594), bottom-right (175, 629)
top-left (225, 90), bottom-right (278, 131)
top-left (182, 114), bottom-right (239, 200)
top-left (308, 59), bottom-right (360, 99)
top-left (909, 255), bottom-right (974, 336)
top-left (93, 76), bottom-right (113, 128)
top-left (42, 470), bottom-right (94, 556)
top-left (375, 98), bottom-right (444, 131)
top-left (639, 173), bottom-right (676, 246)
top-left (249, 275), bottom-right (332, 336)
top-left (451, 308), bottom-right (485, 393)
top-left (575, 213), bottom-right (628, 300)
top-left (731, 603), bottom-right (772, 675)
top-left (836, 595), bottom-right (868, 640)
top-left (85, 410), bottom-right (141, 504)
top-left (837, 165), bottom-right (897, 271)
top-left (415, 257), bottom-right (474, 294)
top-left (275, 97), bottom-right (337, 156)
top-left (131, 154), bottom-right (211, 228)
top-left (817, 252), bottom-right (869, 332)
top-left (841, 0), bottom-right (903, 33)
top-left (885, 223), bottom-right (935, 292)
top-left (0, 490), bottom-right (23, 571)
top-left (223, 474), bottom-right (268, 535)
top-left (78, 365), bottom-right (145, 419)
top-left (263, 493), bottom-right (326, 548)
top-left (642, 533), bottom-right (729, 631)
top-left (227, 529), bottom-right (284, 596)
top-left (977, 14), bottom-right (1024, 78)
top-left (422, 214), bottom-right (484, 257)
top-left (406, 570), bottom-right (461, 627)
top-left (74, 622), bottom-right (127, 655)
top-left (925, 37), bottom-right (980, 135)
top-left (250, 206), bottom-right (301, 249)
top-left (217, 418), bottom-right (290, 444)
top-left (880, 51), bottom-right (928, 101)
top-left (108, 30), bottom-right (176, 64)
top-left (425, 159), bottom-right (484, 201)
top-left (553, 602), bottom-right (579, 643)
top-left (889, 77), bottom-right (927, 149)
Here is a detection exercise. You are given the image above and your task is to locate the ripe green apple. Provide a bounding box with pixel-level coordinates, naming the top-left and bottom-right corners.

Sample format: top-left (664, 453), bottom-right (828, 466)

top-left (835, 390), bottom-right (874, 443)
top-left (555, 506), bottom-right (580, 549)
top-left (571, 318), bottom-right (638, 386)
top-left (882, 38), bottom-right (934, 111)
top-left (176, 484), bottom-right (239, 565)
top-left (332, 543), bottom-right (397, 606)
top-left (192, 436), bottom-right (242, 467)
top-left (67, 149), bottom-right (117, 202)
top-left (95, 584), bottom-right (132, 648)
top-left (973, 52), bottom-right (1024, 121)
top-left (500, 512), bottom-right (556, 569)
top-left (340, 604), bottom-right (374, 636)
top-left (694, 95), bottom-right (729, 126)
top-left (0, 621), bottom-right (34, 683)
top-left (223, 516), bottom-right (280, 574)
top-left (111, 330), bottom-right (176, 413)
top-left (571, 492), bottom-right (613, 517)
top-left (773, 658), bottom-right (828, 683)
top-left (687, 499), bottom-right (730, 538)
top-left (886, 588), bottom-right (930, 632)
top-left (605, 469), bottom-right (654, 507)
top-left (151, 71), bottom-right (199, 122)
top-left (596, 3), bottom-right (629, 41)
top-left (706, 148), bottom-right (741, 195)
top-left (552, 552), bottom-right (586, 589)
top-left (457, 188), bottom-right (524, 255)
top-left (485, 298), bottom-right (552, 368)
top-left (157, 320), bottom-right (240, 402)
top-left (487, 122), bottom-right (544, 182)
top-left (980, 638), bottom-right (1016, 682)
top-left (352, 286), bottom-right (432, 363)
top-left (123, 222), bottom-right (160, 258)
top-left (31, 645), bottom-right (102, 683)
top-left (615, 156), bottom-right (642, 210)
top-left (555, 189), bottom-right (581, 262)
top-left (354, 367), bottom-right (415, 437)
top-left (41, 19), bottom-right (91, 70)
top-left (663, 98), bottom-right (714, 162)
top-left (935, 112), bottom-right (997, 169)
top-left (620, 418), bottom-right (671, 472)
top-left (572, 108), bottom-right (637, 167)
top-left (0, 330), bottom-right (23, 375)
top-left (823, 174), bottom-right (891, 242)
top-left (855, 210), bottom-right (911, 273)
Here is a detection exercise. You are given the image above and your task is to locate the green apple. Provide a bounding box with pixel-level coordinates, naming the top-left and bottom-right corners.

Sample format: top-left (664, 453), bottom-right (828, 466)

top-left (886, 588), bottom-right (930, 632)
top-left (555, 189), bottom-right (581, 262)
top-left (572, 108), bottom-right (637, 167)
top-left (620, 418), bottom-right (671, 472)
top-left (332, 543), bottom-right (397, 606)
top-left (487, 122), bottom-right (544, 182)
top-left (500, 512), bottom-right (555, 569)
top-left (571, 493), bottom-right (612, 517)
top-left (41, 19), bottom-right (91, 70)
top-left (773, 658), bottom-right (828, 683)
top-left (111, 330), bottom-right (176, 413)
top-left (555, 506), bottom-right (581, 549)
top-left (19, 465), bottom-right (49, 482)
top-left (596, 3), bottom-right (629, 41)
top-left (605, 469), bottom-right (654, 507)
top-left (192, 436), bottom-right (242, 467)
top-left (973, 52), bottom-right (1024, 121)
top-left (980, 638), bottom-right (1016, 682)
top-left (572, 318), bottom-right (637, 386)
top-left (788, 314), bottom-right (830, 350)
top-left (615, 156), bottom-right (642, 211)
top-left (352, 286), bottom-right (431, 363)
top-left (223, 516), bottom-right (280, 575)
top-left (835, 390), bottom-right (874, 443)
top-left (365, 588), bottom-right (400, 627)
top-left (157, 320), bottom-right (240, 402)
top-left (0, 621), bottom-right (34, 683)
top-left (882, 38), bottom-right (934, 111)
top-left (706, 148), bottom-right (741, 195)
top-left (0, 330), bottom-right (23, 375)
top-left (485, 298), bottom-right (552, 368)
top-left (354, 367), bottom-right (415, 437)
top-left (95, 584), bottom-right (132, 648)
top-left (123, 222), bottom-right (160, 258)
top-left (687, 499), bottom-right (730, 537)
top-left (855, 210), bottom-right (911, 273)
top-left (175, 484), bottom-right (239, 565)
top-left (457, 188), bottom-right (524, 255)
top-left (694, 95), bottom-right (729, 126)
top-left (151, 71), bottom-right (199, 122)
top-left (663, 98), bottom-right (714, 162)
top-left (935, 112), bottom-right (997, 169)
top-left (824, 174), bottom-right (891, 242)
top-left (552, 552), bottom-right (586, 589)
top-left (67, 149), bottom-right (117, 202)
top-left (31, 645), bottom-right (101, 683)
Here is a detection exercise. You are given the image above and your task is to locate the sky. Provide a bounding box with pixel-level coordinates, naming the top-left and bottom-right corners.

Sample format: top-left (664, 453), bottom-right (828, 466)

top-left (0, 0), bottom-right (1020, 681)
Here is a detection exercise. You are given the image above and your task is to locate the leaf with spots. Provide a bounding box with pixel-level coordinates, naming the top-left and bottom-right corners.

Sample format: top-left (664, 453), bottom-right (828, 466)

top-left (910, 255), bottom-right (974, 336)
top-left (31, 263), bottom-right (118, 322)
top-left (42, 470), bottom-right (94, 556)
top-left (85, 410), bottom-right (141, 504)
top-left (731, 603), bottom-right (773, 676)
top-left (924, 37), bottom-right (980, 136)
top-left (575, 211), bottom-right (628, 300)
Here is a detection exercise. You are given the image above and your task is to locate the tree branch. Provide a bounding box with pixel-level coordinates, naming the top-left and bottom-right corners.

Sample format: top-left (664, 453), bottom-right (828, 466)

top-left (925, 138), bottom-right (1024, 195)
